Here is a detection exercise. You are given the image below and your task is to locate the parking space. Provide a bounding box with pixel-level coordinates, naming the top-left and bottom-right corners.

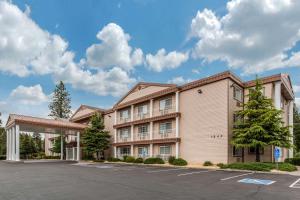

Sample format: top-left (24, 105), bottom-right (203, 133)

top-left (1, 161), bottom-right (299, 200)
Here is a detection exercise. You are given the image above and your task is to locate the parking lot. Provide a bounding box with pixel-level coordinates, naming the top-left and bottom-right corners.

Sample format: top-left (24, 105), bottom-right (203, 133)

top-left (0, 161), bottom-right (299, 200)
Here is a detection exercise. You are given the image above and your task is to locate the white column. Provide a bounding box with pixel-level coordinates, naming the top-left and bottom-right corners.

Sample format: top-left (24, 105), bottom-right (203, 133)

top-left (289, 101), bottom-right (294, 158)
top-left (73, 147), bottom-right (75, 160)
top-left (15, 125), bottom-right (20, 161)
top-left (76, 132), bottom-right (80, 161)
top-left (149, 144), bottom-right (153, 157)
top-left (114, 146), bottom-right (117, 158)
top-left (9, 129), bottom-right (12, 160)
top-left (175, 91), bottom-right (179, 112)
top-left (150, 99), bottom-right (153, 117)
top-left (6, 129), bottom-right (8, 160)
top-left (12, 126), bottom-right (15, 161)
top-left (114, 129), bottom-right (117, 143)
top-left (60, 134), bottom-right (63, 160)
top-left (274, 81), bottom-right (281, 109)
top-left (131, 105), bottom-right (134, 121)
top-left (175, 117), bottom-right (179, 138)
top-left (131, 125), bottom-right (134, 141)
top-left (130, 145), bottom-right (134, 157)
top-left (149, 122), bottom-right (153, 140)
top-left (175, 142), bottom-right (179, 159)
top-left (114, 110), bottom-right (117, 124)
top-left (8, 129), bottom-right (11, 160)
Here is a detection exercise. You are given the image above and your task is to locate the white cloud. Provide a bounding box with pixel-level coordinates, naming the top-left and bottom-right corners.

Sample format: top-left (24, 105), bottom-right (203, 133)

top-left (190, 0), bottom-right (300, 74)
top-left (9, 84), bottom-right (49, 105)
top-left (168, 76), bottom-right (193, 85)
top-left (293, 85), bottom-right (300, 93)
top-left (192, 69), bottom-right (200, 74)
top-left (86, 23), bottom-right (143, 70)
top-left (24, 4), bottom-right (31, 16)
top-left (146, 49), bottom-right (189, 72)
top-left (295, 98), bottom-right (300, 108)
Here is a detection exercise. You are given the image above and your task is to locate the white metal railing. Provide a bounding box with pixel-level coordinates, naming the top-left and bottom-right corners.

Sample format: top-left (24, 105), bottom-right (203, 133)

top-left (156, 154), bottom-right (172, 161)
top-left (134, 112), bottom-right (150, 120)
top-left (153, 129), bottom-right (175, 139)
top-left (153, 107), bottom-right (176, 117)
top-left (118, 117), bottom-right (131, 124)
top-left (116, 136), bottom-right (131, 143)
top-left (136, 132), bottom-right (150, 140)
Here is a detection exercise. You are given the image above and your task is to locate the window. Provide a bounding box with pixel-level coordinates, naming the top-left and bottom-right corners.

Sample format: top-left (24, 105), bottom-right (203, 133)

top-left (119, 128), bottom-right (130, 138)
top-left (159, 98), bottom-right (172, 110)
top-left (159, 122), bottom-right (172, 134)
top-left (138, 124), bottom-right (148, 135)
top-left (233, 113), bottom-right (242, 128)
top-left (119, 147), bottom-right (130, 155)
top-left (138, 105), bottom-right (148, 115)
top-left (248, 147), bottom-right (264, 155)
top-left (160, 146), bottom-right (171, 155)
top-left (233, 86), bottom-right (243, 102)
top-left (138, 147), bottom-right (149, 157)
top-left (233, 146), bottom-right (243, 157)
top-left (120, 109), bottom-right (129, 119)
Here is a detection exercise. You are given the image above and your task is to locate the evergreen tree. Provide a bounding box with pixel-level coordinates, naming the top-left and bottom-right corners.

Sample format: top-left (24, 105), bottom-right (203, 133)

top-left (51, 136), bottom-right (65, 154)
top-left (0, 127), bottom-right (5, 156)
top-left (49, 81), bottom-right (72, 119)
top-left (32, 133), bottom-right (42, 153)
top-left (82, 113), bottom-right (111, 160)
top-left (232, 77), bottom-right (292, 162)
top-left (294, 104), bottom-right (300, 153)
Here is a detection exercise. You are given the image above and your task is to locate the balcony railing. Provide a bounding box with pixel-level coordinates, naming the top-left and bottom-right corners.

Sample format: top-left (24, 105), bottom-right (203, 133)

top-left (156, 154), bottom-right (172, 161)
top-left (135, 132), bottom-right (150, 141)
top-left (153, 129), bottom-right (176, 139)
top-left (116, 136), bottom-right (131, 143)
top-left (118, 117), bottom-right (131, 124)
top-left (153, 107), bottom-right (176, 117)
top-left (134, 112), bottom-right (150, 120)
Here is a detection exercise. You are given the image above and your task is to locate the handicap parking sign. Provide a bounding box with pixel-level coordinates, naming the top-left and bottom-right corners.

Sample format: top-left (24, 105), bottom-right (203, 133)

top-left (274, 147), bottom-right (281, 161)
top-left (238, 178), bottom-right (276, 186)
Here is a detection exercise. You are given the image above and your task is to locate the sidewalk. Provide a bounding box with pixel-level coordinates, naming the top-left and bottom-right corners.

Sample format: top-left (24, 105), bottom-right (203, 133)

top-left (288, 166), bottom-right (300, 176)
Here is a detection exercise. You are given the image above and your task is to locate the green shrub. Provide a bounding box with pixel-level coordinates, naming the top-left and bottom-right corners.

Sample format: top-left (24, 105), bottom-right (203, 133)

top-left (93, 160), bottom-right (105, 163)
top-left (0, 155), bottom-right (6, 160)
top-left (168, 156), bottom-right (176, 164)
top-left (122, 155), bottom-right (128, 162)
top-left (220, 162), bottom-right (297, 172)
top-left (285, 158), bottom-right (300, 166)
top-left (144, 157), bottom-right (165, 164)
top-left (203, 161), bottom-right (213, 166)
top-left (44, 155), bottom-right (60, 159)
top-left (134, 157), bottom-right (144, 163)
top-left (172, 158), bottom-right (188, 166)
top-left (107, 157), bottom-right (121, 162)
top-left (294, 152), bottom-right (300, 158)
top-left (216, 163), bottom-right (224, 168)
top-left (125, 156), bottom-right (135, 163)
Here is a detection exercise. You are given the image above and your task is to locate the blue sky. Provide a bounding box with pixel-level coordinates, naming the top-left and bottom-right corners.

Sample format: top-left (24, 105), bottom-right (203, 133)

top-left (0, 0), bottom-right (300, 122)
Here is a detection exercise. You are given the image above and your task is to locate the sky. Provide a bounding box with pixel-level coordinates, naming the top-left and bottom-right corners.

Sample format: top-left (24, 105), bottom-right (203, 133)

top-left (0, 0), bottom-right (300, 124)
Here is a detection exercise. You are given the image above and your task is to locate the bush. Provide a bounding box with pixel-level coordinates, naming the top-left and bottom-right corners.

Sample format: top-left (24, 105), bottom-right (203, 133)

top-left (134, 157), bottom-right (144, 163)
top-left (285, 158), bottom-right (300, 166)
top-left (122, 155), bottom-right (128, 162)
top-left (93, 160), bottom-right (105, 163)
top-left (107, 157), bottom-right (121, 162)
top-left (144, 157), bottom-right (165, 164)
top-left (0, 155), bottom-right (6, 160)
top-left (294, 152), bottom-right (300, 158)
top-left (172, 158), bottom-right (188, 166)
top-left (168, 156), bottom-right (176, 164)
top-left (203, 161), bottom-right (213, 166)
top-left (125, 156), bottom-right (135, 163)
top-left (220, 162), bottom-right (297, 172)
top-left (44, 155), bottom-right (60, 159)
top-left (216, 163), bottom-right (224, 168)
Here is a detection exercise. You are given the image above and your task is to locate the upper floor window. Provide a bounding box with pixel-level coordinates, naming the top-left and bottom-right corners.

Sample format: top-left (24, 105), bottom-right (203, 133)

top-left (138, 105), bottom-right (148, 115)
top-left (159, 122), bottom-right (172, 134)
top-left (119, 128), bottom-right (130, 138)
top-left (159, 98), bottom-right (172, 110)
top-left (120, 109), bottom-right (130, 119)
top-left (138, 124), bottom-right (148, 134)
top-left (233, 86), bottom-right (243, 102)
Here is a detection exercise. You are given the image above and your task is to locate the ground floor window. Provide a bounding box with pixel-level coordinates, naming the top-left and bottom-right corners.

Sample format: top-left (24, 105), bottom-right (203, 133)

top-left (138, 146), bottom-right (149, 158)
top-left (119, 147), bottom-right (130, 155)
top-left (159, 145), bottom-right (171, 155)
top-left (248, 147), bottom-right (264, 155)
top-left (232, 146), bottom-right (243, 157)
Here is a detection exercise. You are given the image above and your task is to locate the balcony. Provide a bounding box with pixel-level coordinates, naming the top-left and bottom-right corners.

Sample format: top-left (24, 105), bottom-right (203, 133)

top-left (135, 132), bottom-right (150, 141)
top-left (153, 129), bottom-right (176, 139)
top-left (153, 107), bottom-right (176, 117)
top-left (118, 117), bottom-right (131, 124)
top-left (134, 112), bottom-right (150, 120)
top-left (116, 136), bottom-right (131, 143)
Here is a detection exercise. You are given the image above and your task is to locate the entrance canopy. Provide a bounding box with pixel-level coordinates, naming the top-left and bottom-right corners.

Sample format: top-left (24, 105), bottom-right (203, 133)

top-left (5, 114), bottom-right (87, 162)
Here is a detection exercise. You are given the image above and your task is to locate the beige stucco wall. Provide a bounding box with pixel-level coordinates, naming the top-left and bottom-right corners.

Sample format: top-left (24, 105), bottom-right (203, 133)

top-left (179, 79), bottom-right (229, 164)
top-left (121, 86), bottom-right (170, 104)
top-left (104, 112), bottom-right (115, 158)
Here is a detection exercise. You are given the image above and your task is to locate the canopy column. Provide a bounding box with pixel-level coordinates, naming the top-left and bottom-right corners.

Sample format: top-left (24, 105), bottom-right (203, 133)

top-left (60, 134), bottom-right (63, 160)
top-left (12, 126), bottom-right (15, 161)
top-left (76, 132), bottom-right (80, 161)
top-left (15, 125), bottom-right (20, 161)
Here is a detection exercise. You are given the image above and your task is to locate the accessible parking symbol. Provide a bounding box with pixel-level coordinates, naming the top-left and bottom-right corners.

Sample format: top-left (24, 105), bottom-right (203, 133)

top-left (238, 178), bottom-right (276, 185)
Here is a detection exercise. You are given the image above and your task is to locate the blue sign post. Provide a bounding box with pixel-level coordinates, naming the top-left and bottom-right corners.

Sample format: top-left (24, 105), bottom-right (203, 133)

top-left (274, 147), bottom-right (281, 170)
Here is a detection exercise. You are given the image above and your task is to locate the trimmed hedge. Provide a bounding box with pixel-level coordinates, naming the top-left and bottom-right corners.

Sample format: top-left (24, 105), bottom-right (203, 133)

top-left (134, 157), bottom-right (144, 163)
top-left (107, 157), bottom-right (121, 162)
top-left (172, 158), bottom-right (188, 166)
top-left (285, 158), bottom-right (300, 166)
top-left (168, 156), bottom-right (176, 164)
top-left (125, 156), bottom-right (135, 163)
top-left (0, 155), bottom-right (6, 160)
top-left (203, 161), bottom-right (213, 166)
top-left (220, 162), bottom-right (297, 172)
top-left (43, 156), bottom-right (60, 159)
top-left (144, 157), bottom-right (165, 164)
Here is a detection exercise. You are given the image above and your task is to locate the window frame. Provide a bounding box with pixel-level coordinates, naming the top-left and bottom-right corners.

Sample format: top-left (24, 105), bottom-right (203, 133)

top-left (159, 145), bottom-right (171, 155)
top-left (232, 146), bottom-right (243, 157)
top-left (159, 121), bottom-right (172, 134)
top-left (233, 86), bottom-right (243, 102)
top-left (159, 97), bottom-right (172, 111)
top-left (248, 147), bottom-right (264, 155)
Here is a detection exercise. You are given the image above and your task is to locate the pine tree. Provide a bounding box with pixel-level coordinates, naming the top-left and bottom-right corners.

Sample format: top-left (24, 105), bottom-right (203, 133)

top-left (51, 136), bottom-right (65, 154)
top-left (82, 113), bottom-right (111, 160)
top-left (232, 77), bottom-right (292, 162)
top-left (294, 104), bottom-right (300, 154)
top-left (49, 81), bottom-right (72, 119)
top-left (32, 133), bottom-right (42, 153)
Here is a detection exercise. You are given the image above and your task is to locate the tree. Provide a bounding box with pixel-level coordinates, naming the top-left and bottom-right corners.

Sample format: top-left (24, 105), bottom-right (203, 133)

top-left (32, 133), bottom-right (43, 153)
top-left (49, 81), bottom-right (72, 119)
top-left (82, 113), bottom-right (111, 160)
top-left (0, 113), bottom-right (6, 156)
top-left (294, 104), bottom-right (300, 153)
top-left (20, 134), bottom-right (35, 159)
top-left (51, 136), bottom-right (65, 154)
top-left (232, 77), bottom-right (292, 162)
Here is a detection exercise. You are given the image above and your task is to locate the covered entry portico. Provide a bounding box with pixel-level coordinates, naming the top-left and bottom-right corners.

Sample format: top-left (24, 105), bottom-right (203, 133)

top-left (5, 114), bottom-right (87, 162)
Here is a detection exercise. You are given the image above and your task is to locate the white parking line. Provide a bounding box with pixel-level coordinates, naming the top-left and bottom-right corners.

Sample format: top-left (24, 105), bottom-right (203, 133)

top-left (148, 168), bottom-right (188, 173)
top-left (177, 170), bottom-right (210, 177)
top-left (220, 172), bottom-right (254, 181)
top-left (289, 178), bottom-right (300, 188)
